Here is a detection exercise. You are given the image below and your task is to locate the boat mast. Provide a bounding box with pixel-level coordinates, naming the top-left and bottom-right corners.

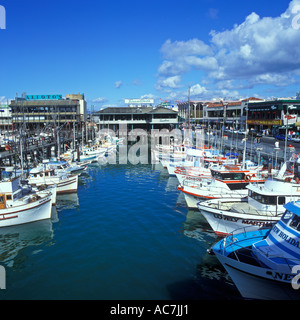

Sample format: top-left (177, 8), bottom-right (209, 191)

top-left (242, 104), bottom-right (248, 169)
top-left (187, 86), bottom-right (190, 130)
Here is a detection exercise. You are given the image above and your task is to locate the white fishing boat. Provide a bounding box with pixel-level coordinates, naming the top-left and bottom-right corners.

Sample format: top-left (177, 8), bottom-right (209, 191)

top-left (159, 144), bottom-right (188, 168)
top-left (28, 165), bottom-right (78, 194)
top-left (212, 201), bottom-right (300, 300)
top-left (44, 159), bottom-right (87, 175)
top-left (163, 147), bottom-right (207, 176)
top-left (0, 168), bottom-right (53, 227)
top-left (173, 154), bottom-right (255, 184)
top-left (60, 143), bottom-right (107, 162)
top-left (174, 165), bottom-right (212, 185)
top-left (177, 165), bottom-right (267, 208)
top-left (197, 160), bottom-right (300, 236)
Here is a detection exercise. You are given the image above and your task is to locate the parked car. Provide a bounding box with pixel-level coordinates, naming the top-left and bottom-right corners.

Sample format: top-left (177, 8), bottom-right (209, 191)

top-left (237, 130), bottom-right (247, 135)
top-left (274, 134), bottom-right (291, 141)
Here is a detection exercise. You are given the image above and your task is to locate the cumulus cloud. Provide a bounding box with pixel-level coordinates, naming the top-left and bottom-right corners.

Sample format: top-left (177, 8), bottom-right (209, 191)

top-left (160, 39), bottom-right (213, 59)
top-left (114, 80), bottom-right (123, 88)
top-left (209, 2), bottom-right (300, 81)
top-left (155, 75), bottom-right (182, 91)
top-left (190, 84), bottom-right (207, 96)
top-left (141, 94), bottom-right (157, 99)
top-left (156, 0), bottom-right (300, 96)
top-left (92, 97), bottom-right (108, 103)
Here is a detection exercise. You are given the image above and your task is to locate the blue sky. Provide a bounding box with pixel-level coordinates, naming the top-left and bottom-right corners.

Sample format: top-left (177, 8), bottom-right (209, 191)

top-left (1, 0), bottom-right (300, 110)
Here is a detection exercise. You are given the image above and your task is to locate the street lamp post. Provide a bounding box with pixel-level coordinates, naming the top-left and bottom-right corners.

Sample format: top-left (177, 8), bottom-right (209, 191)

top-left (284, 105), bottom-right (296, 162)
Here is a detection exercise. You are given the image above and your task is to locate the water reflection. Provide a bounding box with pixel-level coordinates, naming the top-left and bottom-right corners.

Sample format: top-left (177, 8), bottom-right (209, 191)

top-left (0, 219), bottom-right (54, 268)
top-left (56, 193), bottom-right (80, 211)
top-left (180, 209), bottom-right (241, 298)
top-left (182, 209), bottom-right (216, 240)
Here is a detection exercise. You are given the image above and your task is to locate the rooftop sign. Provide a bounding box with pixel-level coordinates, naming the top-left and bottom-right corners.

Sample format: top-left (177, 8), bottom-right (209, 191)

top-left (124, 98), bottom-right (154, 104)
top-left (25, 95), bottom-right (63, 100)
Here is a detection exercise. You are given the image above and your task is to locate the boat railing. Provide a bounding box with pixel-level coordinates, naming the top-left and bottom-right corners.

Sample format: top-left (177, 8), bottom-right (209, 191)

top-left (222, 226), bottom-right (268, 260)
top-left (183, 180), bottom-right (247, 198)
top-left (207, 200), bottom-right (281, 217)
top-left (253, 246), bottom-right (300, 272)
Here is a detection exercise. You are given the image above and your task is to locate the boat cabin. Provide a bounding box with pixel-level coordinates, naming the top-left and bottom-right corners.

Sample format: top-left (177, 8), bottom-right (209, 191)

top-left (211, 169), bottom-right (248, 190)
top-left (29, 168), bottom-right (56, 179)
top-left (248, 188), bottom-right (286, 206)
top-left (252, 201), bottom-right (300, 273)
top-left (0, 168), bottom-right (23, 209)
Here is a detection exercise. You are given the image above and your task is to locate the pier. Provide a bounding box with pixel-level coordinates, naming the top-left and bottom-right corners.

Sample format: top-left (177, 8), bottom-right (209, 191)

top-left (0, 126), bottom-right (96, 167)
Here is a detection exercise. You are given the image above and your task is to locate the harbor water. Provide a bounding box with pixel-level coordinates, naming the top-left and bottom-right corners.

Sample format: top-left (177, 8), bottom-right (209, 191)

top-left (0, 153), bottom-right (242, 300)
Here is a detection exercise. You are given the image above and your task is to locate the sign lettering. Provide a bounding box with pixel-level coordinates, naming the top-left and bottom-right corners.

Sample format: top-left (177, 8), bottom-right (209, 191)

top-left (25, 95), bottom-right (63, 100)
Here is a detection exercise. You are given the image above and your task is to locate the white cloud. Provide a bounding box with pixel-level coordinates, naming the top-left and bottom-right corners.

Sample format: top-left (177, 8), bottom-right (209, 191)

top-left (209, 0), bottom-right (300, 81)
top-left (141, 94), bottom-right (157, 99)
top-left (156, 0), bottom-right (300, 97)
top-left (155, 76), bottom-right (182, 91)
top-left (190, 84), bottom-right (207, 96)
top-left (92, 97), bottom-right (108, 103)
top-left (114, 80), bottom-right (123, 88)
top-left (160, 39), bottom-right (213, 60)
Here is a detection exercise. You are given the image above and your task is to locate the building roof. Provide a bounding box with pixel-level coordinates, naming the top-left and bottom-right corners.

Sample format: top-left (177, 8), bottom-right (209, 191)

top-left (94, 106), bottom-right (177, 114)
top-left (241, 97), bottom-right (264, 102)
top-left (10, 99), bottom-right (78, 107)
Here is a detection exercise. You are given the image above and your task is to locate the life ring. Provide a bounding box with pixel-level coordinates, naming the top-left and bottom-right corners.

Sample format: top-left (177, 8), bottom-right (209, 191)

top-left (245, 175), bottom-right (250, 181)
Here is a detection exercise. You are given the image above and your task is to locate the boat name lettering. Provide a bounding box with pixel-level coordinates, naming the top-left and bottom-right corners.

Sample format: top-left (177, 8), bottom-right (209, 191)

top-left (187, 177), bottom-right (202, 181)
top-left (213, 213), bottom-right (239, 222)
top-left (241, 219), bottom-right (270, 227)
top-left (272, 226), bottom-right (300, 249)
top-left (271, 272), bottom-right (294, 282)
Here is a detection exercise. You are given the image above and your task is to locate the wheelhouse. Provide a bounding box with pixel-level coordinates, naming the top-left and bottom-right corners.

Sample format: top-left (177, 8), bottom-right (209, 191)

top-left (248, 189), bottom-right (286, 206)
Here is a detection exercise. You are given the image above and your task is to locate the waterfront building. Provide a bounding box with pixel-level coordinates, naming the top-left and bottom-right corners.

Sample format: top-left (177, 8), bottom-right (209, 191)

top-left (247, 98), bottom-right (300, 135)
top-left (10, 93), bottom-right (87, 133)
top-left (93, 106), bottom-right (179, 132)
top-left (177, 101), bottom-right (205, 125)
top-left (66, 93), bottom-right (87, 122)
top-left (178, 97), bottom-right (263, 130)
top-left (0, 103), bottom-right (12, 131)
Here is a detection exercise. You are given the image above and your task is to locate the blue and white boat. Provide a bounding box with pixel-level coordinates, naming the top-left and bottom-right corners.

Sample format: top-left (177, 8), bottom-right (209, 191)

top-left (212, 201), bottom-right (300, 299)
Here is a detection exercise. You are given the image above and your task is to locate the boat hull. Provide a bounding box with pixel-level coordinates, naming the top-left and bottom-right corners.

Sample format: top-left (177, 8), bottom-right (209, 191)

top-left (56, 176), bottom-right (78, 194)
top-left (29, 176), bottom-right (78, 194)
top-left (214, 251), bottom-right (300, 300)
top-left (0, 195), bottom-right (52, 227)
top-left (198, 199), bottom-right (279, 236)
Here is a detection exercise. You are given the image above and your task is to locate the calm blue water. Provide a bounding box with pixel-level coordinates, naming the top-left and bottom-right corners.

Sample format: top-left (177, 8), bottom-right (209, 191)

top-left (0, 159), bottom-right (241, 300)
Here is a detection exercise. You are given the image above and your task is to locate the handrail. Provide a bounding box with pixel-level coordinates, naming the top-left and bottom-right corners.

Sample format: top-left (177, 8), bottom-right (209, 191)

top-left (206, 201), bottom-right (280, 217)
top-left (183, 179), bottom-right (247, 197)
